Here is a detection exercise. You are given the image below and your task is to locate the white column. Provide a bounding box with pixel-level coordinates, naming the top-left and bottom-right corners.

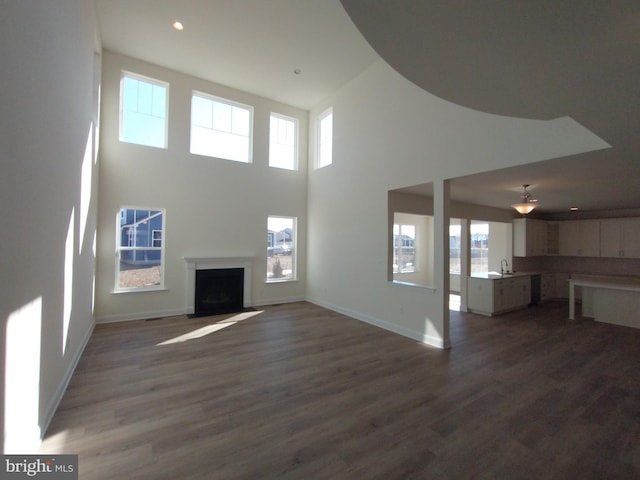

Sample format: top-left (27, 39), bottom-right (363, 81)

top-left (460, 218), bottom-right (470, 312)
top-left (434, 179), bottom-right (451, 348)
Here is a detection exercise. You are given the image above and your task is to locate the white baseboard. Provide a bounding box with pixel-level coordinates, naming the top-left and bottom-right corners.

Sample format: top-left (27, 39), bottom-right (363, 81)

top-left (40, 319), bottom-right (95, 440)
top-left (252, 295), bottom-right (306, 307)
top-left (96, 308), bottom-right (187, 324)
top-left (306, 296), bottom-right (447, 349)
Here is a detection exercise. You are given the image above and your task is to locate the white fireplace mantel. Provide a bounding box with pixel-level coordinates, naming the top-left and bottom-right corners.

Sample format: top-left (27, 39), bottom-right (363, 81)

top-left (184, 256), bottom-right (254, 314)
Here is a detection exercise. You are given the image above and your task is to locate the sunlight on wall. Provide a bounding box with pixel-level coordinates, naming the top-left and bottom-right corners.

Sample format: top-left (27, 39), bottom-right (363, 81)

top-left (79, 126), bottom-right (93, 253)
top-left (156, 311), bottom-right (263, 346)
top-left (92, 230), bottom-right (97, 315)
top-left (63, 209), bottom-right (75, 355)
top-left (5, 297), bottom-right (42, 453)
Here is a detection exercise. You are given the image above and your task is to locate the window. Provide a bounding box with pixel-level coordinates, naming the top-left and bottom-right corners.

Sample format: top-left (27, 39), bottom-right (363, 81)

top-left (470, 220), bottom-right (512, 274)
top-left (316, 108), bottom-right (333, 168)
top-left (393, 223), bottom-right (416, 273)
top-left (390, 212), bottom-right (434, 287)
top-left (267, 216), bottom-right (296, 282)
top-left (120, 72), bottom-right (168, 148)
top-left (116, 207), bottom-right (165, 291)
top-left (190, 92), bottom-right (253, 163)
top-left (449, 221), bottom-right (462, 275)
top-left (269, 113), bottom-right (298, 170)
top-left (470, 221), bottom-right (489, 274)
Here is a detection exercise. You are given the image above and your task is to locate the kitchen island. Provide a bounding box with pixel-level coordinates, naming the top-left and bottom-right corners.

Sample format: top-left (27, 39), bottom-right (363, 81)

top-left (467, 272), bottom-right (532, 316)
top-left (569, 274), bottom-right (640, 329)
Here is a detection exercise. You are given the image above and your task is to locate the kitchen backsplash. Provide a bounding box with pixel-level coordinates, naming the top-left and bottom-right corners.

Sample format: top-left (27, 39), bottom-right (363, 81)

top-left (513, 256), bottom-right (640, 277)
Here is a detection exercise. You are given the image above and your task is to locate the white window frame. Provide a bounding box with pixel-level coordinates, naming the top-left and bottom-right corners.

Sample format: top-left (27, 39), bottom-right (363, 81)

top-left (316, 108), bottom-right (333, 169)
top-left (393, 223), bottom-right (417, 274)
top-left (115, 206), bottom-right (166, 293)
top-left (269, 112), bottom-right (299, 170)
top-left (266, 215), bottom-right (297, 283)
top-left (190, 91), bottom-right (253, 163)
top-left (119, 71), bottom-right (169, 149)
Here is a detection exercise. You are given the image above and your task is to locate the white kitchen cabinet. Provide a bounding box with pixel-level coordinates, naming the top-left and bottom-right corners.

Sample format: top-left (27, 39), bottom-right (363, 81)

top-left (559, 220), bottom-right (600, 257)
top-left (513, 218), bottom-right (547, 257)
top-left (546, 222), bottom-right (560, 255)
top-left (468, 275), bottom-right (531, 316)
top-left (600, 218), bottom-right (640, 258)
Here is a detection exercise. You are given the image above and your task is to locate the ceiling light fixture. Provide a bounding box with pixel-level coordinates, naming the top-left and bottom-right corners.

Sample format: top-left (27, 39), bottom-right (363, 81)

top-left (172, 20), bottom-right (184, 31)
top-left (512, 184), bottom-right (538, 215)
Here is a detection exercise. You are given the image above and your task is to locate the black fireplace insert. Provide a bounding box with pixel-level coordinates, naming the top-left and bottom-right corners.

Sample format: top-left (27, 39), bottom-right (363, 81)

top-left (194, 268), bottom-right (244, 317)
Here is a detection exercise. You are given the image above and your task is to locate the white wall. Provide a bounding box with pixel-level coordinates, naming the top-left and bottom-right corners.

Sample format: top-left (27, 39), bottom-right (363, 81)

top-left (306, 59), bottom-right (609, 348)
top-left (95, 52), bottom-right (308, 322)
top-left (0, 0), bottom-right (100, 451)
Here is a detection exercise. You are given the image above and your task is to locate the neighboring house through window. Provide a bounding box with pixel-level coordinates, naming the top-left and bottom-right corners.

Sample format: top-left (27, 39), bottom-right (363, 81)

top-left (393, 223), bottom-right (417, 273)
top-left (267, 216), bottom-right (296, 282)
top-left (190, 91), bottom-right (253, 163)
top-left (120, 72), bottom-right (168, 148)
top-left (391, 212), bottom-right (434, 287)
top-left (116, 207), bottom-right (165, 291)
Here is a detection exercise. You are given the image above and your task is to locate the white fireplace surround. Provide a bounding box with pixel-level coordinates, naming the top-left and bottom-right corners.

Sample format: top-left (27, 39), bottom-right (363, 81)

top-left (184, 256), bottom-right (254, 314)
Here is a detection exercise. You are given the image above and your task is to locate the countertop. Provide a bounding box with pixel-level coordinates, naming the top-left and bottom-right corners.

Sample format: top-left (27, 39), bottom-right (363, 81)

top-left (469, 271), bottom-right (546, 280)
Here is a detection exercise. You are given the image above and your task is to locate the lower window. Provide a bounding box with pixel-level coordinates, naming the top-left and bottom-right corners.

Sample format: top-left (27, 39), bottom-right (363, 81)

top-left (115, 207), bottom-right (165, 291)
top-left (267, 216), bottom-right (296, 282)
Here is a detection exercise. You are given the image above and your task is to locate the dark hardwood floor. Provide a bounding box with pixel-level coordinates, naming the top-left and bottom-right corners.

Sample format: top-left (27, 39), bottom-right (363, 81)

top-left (40, 301), bottom-right (640, 479)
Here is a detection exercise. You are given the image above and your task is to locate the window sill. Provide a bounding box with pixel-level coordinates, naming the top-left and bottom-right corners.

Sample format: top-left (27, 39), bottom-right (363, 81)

top-left (391, 280), bottom-right (436, 292)
top-left (112, 287), bottom-right (168, 294)
top-left (265, 278), bottom-right (298, 284)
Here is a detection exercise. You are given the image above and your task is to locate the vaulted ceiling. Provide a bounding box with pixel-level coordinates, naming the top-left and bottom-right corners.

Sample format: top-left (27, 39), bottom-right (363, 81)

top-left (95, 0), bottom-right (640, 216)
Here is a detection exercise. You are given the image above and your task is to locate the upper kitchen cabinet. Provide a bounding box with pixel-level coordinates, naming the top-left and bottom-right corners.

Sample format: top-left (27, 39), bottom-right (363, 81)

top-left (513, 218), bottom-right (547, 257)
top-left (601, 218), bottom-right (640, 258)
top-left (559, 220), bottom-right (600, 257)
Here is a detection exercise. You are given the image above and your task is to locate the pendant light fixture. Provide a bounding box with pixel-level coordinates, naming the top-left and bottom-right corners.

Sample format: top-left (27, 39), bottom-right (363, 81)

top-left (512, 184), bottom-right (538, 215)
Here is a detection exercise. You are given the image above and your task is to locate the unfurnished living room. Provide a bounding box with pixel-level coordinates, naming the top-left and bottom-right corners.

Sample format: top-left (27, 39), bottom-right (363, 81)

top-left (2, 1), bottom-right (640, 479)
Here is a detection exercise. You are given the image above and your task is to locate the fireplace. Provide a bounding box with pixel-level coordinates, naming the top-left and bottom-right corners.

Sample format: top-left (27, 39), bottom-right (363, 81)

top-left (184, 256), bottom-right (254, 317)
top-left (194, 268), bottom-right (243, 316)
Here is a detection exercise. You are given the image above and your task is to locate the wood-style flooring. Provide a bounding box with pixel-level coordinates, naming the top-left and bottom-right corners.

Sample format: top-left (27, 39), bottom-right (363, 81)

top-left (40, 301), bottom-right (640, 479)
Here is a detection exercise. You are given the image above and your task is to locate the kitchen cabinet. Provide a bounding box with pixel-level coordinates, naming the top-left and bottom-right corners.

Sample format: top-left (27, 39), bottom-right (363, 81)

top-left (600, 218), bottom-right (640, 258)
top-left (559, 220), bottom-right (600, 257)
top-left (467, 275), bottom-right (531, 316)
top-left (555, 273), bottom-right (570, 299)
top-left (540, 273), bottom-right (556, 302)
top-left (546, 222), bottom-right (560, 255)
top-left (513, 218), bottom-right (547, 257)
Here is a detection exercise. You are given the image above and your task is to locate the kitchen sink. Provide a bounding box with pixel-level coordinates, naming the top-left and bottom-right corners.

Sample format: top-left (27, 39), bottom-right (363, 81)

top-left (488, 271), bottom-right (514, 277)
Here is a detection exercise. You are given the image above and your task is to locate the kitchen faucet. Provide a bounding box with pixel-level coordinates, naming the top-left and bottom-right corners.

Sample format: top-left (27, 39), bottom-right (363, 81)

top-left (500, 258), bottom-right (509, 274)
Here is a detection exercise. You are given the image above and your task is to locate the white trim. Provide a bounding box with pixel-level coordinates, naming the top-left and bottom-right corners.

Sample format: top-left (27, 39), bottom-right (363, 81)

top-left (96, 307), bottom-right (187, 324)
top-left (119, 70), bottom-right (169, 149)
top-left (184, 256), bottom-right (254, 314)
top-left (269, 112), bottom-right (299, 170)
top-left (253, 295), bottom-right (306, 307)
top-left (306, 296), bottom-right (447, 349)
top-left (40, 320), bottom-right (95, 439)
top-left (315, 107), bottom-right (333, 169)
top-left (190, 90), bottom-right (254, 163)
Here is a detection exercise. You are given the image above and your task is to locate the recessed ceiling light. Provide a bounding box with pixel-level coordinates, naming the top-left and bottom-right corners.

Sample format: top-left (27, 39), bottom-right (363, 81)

top-left (570, 207), bottom-right (579, 211)
top-left (172, 21), bottom-right (184, 31)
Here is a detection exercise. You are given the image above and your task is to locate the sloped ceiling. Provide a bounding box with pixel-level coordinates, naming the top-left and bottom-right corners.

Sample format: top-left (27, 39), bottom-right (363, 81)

top-left (341, 0), bottom-right (640, 215)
